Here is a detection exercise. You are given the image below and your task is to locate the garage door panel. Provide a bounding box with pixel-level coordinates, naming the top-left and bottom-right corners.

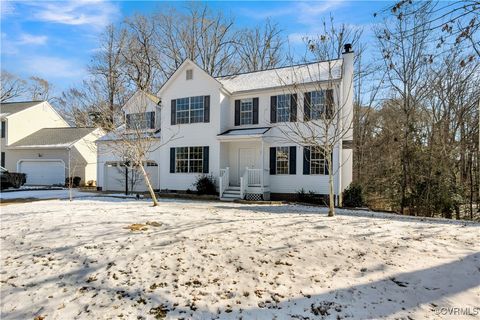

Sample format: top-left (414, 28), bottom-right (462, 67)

top-left (20, 160), bottom-right (65, 186)
top-left (104, 162), bottom-right (158, 192)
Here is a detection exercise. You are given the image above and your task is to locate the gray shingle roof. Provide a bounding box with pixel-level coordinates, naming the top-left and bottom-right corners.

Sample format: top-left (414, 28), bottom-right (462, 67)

top-left (216, 59), bottom-right (343, 93)
top-left (0, 101), bottom-right (44, 117)
top-left (9, 127), bottom-right (97, 148)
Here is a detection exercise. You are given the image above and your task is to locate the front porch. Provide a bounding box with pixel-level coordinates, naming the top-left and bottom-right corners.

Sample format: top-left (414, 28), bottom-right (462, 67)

top-left (217, 127), bottom-right (271, 200)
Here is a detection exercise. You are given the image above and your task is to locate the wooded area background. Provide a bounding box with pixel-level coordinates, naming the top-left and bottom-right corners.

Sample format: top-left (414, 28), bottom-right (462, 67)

top-left (1, 1), bottom-right (479, 220)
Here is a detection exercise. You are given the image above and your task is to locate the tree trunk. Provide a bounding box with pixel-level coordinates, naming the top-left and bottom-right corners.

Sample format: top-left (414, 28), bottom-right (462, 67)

top-left (328, 158), bottom-right (335, 217)
top-left (139, 163), bottom-right (159, 206)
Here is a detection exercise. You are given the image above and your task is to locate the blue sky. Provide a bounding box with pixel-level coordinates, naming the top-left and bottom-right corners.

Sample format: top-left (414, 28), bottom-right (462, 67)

top-left (1, 1), bottom-right (388, 95)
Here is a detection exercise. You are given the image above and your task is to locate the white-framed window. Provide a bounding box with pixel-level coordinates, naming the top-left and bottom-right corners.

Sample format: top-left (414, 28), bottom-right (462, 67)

top-left (145, 161), bottom-right (158, 167)
top-left (307, 90), bottom-right (333, 120)
top-left (175, 147), bottom-right (204, 173)
top-left (240, 98), bottom-right (253, 125)
top-left (310, 91), bottom-right (325, 120)
top-left (310, 147), bottom-right (328, 175)
top-left (126, 112), bottom-right (155, 130)
top-left (186, 69), bottom-right (193, 80)
top-left (175, 96), bottom-right (204, 124)
top-left (277, 94), bottom-right (291, 122)
top-left (276, 146), bottom-right (289, 175)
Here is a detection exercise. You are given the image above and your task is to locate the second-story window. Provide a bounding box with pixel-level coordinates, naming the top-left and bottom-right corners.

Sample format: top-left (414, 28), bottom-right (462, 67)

top-left (172, 96), bottom-right (210, 125)
top-left (304, 90), bottom-right (334, 120)
top-left (126, 112), bottom-right (155, 130)
top-left (240, 99), bottom-right (253, 125)
top-left (276, 94), bottom-right (291, 122)
top-left (235, 98), bottom-right (258, 126)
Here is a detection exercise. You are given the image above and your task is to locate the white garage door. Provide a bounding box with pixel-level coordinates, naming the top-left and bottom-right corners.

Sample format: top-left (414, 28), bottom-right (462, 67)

top-left (19, 160), bottom-right (65, 186)
top-left (105, 161), bottom-right (159, 192)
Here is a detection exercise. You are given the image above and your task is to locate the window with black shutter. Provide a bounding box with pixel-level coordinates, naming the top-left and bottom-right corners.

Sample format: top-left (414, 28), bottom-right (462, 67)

top-left (304, 90), bottom-right (335, 120)
top-left (270, 146), bottom-right (296, 175)
top-left (172, 146), bottom-right (209, 173)
top-left (172, 96), bottom-right (210, 124)
top-left (303, 146), bottom-right (330, 175)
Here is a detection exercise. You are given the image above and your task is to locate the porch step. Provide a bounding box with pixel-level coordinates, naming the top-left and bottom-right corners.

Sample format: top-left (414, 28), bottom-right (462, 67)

top-left (220, 186), bottom-right (242, 201)
top-left (224, 190), bottom-right (240, 195)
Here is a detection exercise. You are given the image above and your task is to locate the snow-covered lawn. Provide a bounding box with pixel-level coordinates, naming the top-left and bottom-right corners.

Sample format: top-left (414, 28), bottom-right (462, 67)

top-left (1, 198), bottom-right (479, 319)
top-left (0, 189), bottom-right (98, 201)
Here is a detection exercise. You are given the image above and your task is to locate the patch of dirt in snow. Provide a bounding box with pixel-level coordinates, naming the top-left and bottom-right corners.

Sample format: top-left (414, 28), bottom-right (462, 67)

top-left (1, 198), bottom-right (479, 319)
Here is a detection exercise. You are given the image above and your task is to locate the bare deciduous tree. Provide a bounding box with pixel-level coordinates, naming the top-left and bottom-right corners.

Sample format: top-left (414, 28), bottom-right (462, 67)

top-left (1, 70), bottom-right (27, 102)
top-left (88, 24), bottom-right (128, 126)
top-left (99, 91), bottom-right (178, 206)
top-left (28, 76), bottom-right (53, 101)
top-left (270, 51), bottom-right (354, 217)
top-left (238, 19), bottom-right (284, 72)
top-left (154, 3), bottom-right (239, 77)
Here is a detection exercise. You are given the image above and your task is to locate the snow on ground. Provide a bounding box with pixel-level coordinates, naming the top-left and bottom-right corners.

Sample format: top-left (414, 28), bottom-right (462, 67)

top-left (1, 198), bottom-right (479, 319)
top-left (0, 189), bottom-right (98, 201)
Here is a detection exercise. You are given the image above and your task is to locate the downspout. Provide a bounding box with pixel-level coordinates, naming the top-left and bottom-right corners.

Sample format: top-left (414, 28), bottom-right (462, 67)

top-left (338, 142), bottom-right (343, 207)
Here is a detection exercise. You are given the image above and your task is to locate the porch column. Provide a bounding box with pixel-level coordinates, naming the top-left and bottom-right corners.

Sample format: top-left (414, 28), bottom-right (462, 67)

top-left (261, 139), bottom-right (264, 194)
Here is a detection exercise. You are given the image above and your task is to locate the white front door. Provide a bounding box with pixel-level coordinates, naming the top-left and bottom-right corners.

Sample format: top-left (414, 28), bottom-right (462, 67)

top-left (238, 148), bottom-right (257, 185)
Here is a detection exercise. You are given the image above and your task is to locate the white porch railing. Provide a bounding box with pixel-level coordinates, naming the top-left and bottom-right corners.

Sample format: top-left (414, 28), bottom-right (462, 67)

top-left (240, 167), bottom-right (248, 199)
top-left (245, 168), bottom-right (269, 188)
top-left (246, 169), bottom-right (262, 186)
top-left (219, 167), bottom-right (229, 198)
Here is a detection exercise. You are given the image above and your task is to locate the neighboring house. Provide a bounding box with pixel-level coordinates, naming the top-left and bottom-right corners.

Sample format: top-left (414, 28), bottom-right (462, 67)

top-left (0, 101), bottom-right (103, 186)
top-left (97, 46), bottom-right (354, 201)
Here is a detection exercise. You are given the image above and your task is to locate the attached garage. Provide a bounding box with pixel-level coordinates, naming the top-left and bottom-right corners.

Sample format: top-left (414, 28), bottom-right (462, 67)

top-left (19, 160), bottom-right (65, 186)
top-left (104, 161), bottom-right (159, 192)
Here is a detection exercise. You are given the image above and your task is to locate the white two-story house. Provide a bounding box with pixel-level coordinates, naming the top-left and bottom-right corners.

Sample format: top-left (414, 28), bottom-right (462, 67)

top-left (97, 45), bottom-right (354, 201)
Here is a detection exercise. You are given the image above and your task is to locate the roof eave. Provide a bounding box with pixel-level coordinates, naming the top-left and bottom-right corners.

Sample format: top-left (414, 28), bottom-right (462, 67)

top-left (226, 78), bottom-right (342, 95)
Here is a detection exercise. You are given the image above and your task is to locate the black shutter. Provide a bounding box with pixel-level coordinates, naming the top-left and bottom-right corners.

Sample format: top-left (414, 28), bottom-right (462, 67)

top-left (170, 148), bottom-right (175, 173)
top-left (1, 121), bottom-right (5, 138)
top-left (289, 146), bottom-right (296, 174)
top-left (234, 100), bottom-right (240, 126)
top-left (303, 146), bottom-right (310, 175)
top-left (269, 147), bottom-right (276, 175)
top-left (149, 112), bottom-right (155, 129)
top-left (325, 89), bottom-right (334, 119)
top-left (171, 99), bottom-right (176, 125)
top-left (304, 92), bottom-right (311, 121)
top-left (204, 95), bottom-right (210, 123)
top-left (203, 146), bottom-right (209, 173)
top-left (126, 114), bottom-right (131, 129)
top-left (252, 98), bottom-right (259, 124)
top-left (270, 96), bottom-right (277, 123)
top-left (290, 94), bottom-right (297, 122)
top-left (1, 152), bottom-right (4, 168)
